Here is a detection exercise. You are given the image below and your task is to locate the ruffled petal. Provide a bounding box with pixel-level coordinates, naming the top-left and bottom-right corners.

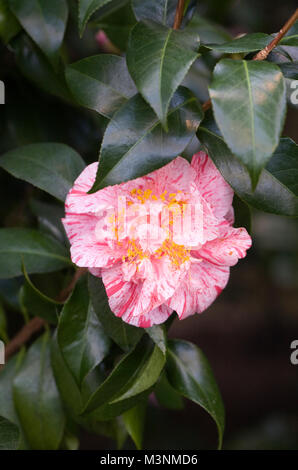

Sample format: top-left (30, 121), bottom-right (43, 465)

top-left (191, 152), bottom-right (234, 222)
top-left (166, 260), bottom-right (230, 319)
top-left (194, 226), bottom-right (252, 267)
top-left (102, 257), bottom-right (188, 324)
top-left (65, 162), bottom-right (119, 214)
top-left (127, 304), bottom-right (173, 328)
top-left (62, 213), bottom-right (124, 268)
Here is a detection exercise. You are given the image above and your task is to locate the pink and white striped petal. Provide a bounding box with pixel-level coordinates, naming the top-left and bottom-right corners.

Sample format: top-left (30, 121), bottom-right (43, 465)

top-left (166, 260), bottom-right (230, 319)
top-left (191, 152), bottom-right (234, 222)
top-left (102, 257), bottom-right (188, 325)
top-left (194, 226), bottom-right (252, 267)
top-left (63, 213), bottom-right (125, 268)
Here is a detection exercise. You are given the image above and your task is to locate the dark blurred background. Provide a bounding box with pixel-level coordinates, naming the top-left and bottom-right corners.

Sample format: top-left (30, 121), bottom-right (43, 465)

top-left (0, 0), bottom-right (297, 450)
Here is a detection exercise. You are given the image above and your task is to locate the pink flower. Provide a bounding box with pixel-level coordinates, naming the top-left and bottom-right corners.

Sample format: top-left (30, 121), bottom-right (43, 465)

top-left (63, 153), bottom-right (252, 327)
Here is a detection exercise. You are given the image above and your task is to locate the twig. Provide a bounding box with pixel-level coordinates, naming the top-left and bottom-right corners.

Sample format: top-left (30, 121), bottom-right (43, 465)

top-left (202, 8), bottom-right (298, 111)
top-left (4, 267), bottom-right (87, 361)
top-left (173, 0), bottom-right (186, 30)
top-left (57, 267), bottom-right (87, 302)
top-left (253, 8), bottom-right (298, 61)
top-left (4, 317), bottom-right (45, 361)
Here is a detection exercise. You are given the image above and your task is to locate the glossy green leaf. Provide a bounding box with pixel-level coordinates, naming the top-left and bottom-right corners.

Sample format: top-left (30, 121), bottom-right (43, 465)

top-left (0, 301), bottom-right (8, 342)
top-left (266, 137), bottom-right (298, 197)
top-left (93, 2), bottom-right (136, 51)
top-left (154, 372), bottom-right (184, 410)
top-left (51, 332), bottom-right (83, 418)
top-left (90, 87), bottom-right (203, 191)
top-left (233, 194), bottom-right (252, 234)
top-left (20, 263), bottom-right (61, 324)
top-left (187, 14), bottom-right (231, 45)
top-left (0, 278), bottom-right (22, 311)
top-left (58, 277), bottom-right (110, 386)
top-left (205, 32), bottom-right (271, 53)
top-left (166, 339), bottom-right (225, 449)
top-left (0, 142), bottom-right (85, 202)
top-left (0, 228), bottom-right (71, 279)
top-left (11, 34), bottom-right (72, 101)
top-left (0, 416), bottom-right (20, 450)
top-left (279, 23), bottom-right (298, 47)
top-left (78, 0), bottom-right (112, 36)
top-left (277, 61), bottom-right (298, 80)
top-left (0, 0), bottom-right (21, 44)
top-left (127, 21), bottom-right (199, 126)
top-left (83, 336), bottom-right (165, 414)
top-left (65, 55), bottom-right (136, 118)
top-left (132, 0), bottom-right (177, 27)
top-left (0, 354), bottom-right (27, 451)
top-left (146, 325), bottom-right (167, 354)
top-left (209, 59), bottom-right (286, 188)
top-left (8, 0), bottom-right (68, 67)
top-left (30, 199), bottom-right (67, 245)
top-left (89, 390), bottom-right (151, 422)
top-left (88, 274), bottom-right (143, 351)
top-left (197, 118), bottom-right (298, 216)
top-left (0, 353), bottom-right (24, 429)
top-left (13, 332), bottom-right (65, 450)
top-left (122, 401), bottom-right (146, 450)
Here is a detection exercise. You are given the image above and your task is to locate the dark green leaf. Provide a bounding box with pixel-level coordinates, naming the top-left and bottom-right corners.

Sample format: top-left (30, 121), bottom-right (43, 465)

top-left (0, 416), bottom-right (20, 450)
top-left (166, 339), bottom-right (225, 449)
top-left (122, 401), bottom-right (146, 450)
top-left (20, 263), bottom-right (61, 324)
top-left (187, 14), bottom-right (231, 45)
top-left (8, 0), bottom-right (68, 67)
top-left (78, 0), bottom-right (113, 36)
top-left (266, 137), bottom-right (298, 197)
top-left (0, 301), bottom-right (8, 343)
top-left (90, 87), bottom-right (203, 191)
top-left (205, 32), bottom-right (271, 53)
top-left (83, 336), bottom-right (165, 414)
top-left (146, 324), bottom-right (166, 354)
top-left (127, 21), bottom-right (199, 126)
top-left (51, 332), bottom-right (83, 418)
top-left (279, 27), bottom-right (298, 47)
top-left (154, 372), bottom-right (184, 410)
top-left (0, 228), bottom-right (71, 279)
top-left (197, 117), bottom-right (298, 216)
top-left (0, 0), bottom-right (21, 44)
top-left (58, 277), bottom-right (110, 386)
top-left (65, 55), bottom-right (136, 118)
top-left (233, 194), bottom-right (252, 234)
top-left (88, 274), bottom-right (143, 352)
top-left (277, 61), bottom-right (298, 80)
top-left (132, 0), bottom-right (177, 27)
top-left (93, 2), bottom-right (136, 51)
top-left (89, 390), bottom-right (151, 421)
top-left (209, 59), bottom-right (286, 188)
top-left (11, 34), bottom-right (72, 102)
top-left (0, 353), bottom-right (24, 428)
top-left (13, 332), bottom-right (65, 450)
top-left (0, 142), bottom-right (85, 202)
top-left (0, 278), bottom-right (22, 311)
top-left (30, 199), bottom-right (67, 245)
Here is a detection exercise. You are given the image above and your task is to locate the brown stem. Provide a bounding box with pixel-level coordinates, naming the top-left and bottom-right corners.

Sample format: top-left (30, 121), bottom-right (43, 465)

top-left (202, 8), bottom-right (298, 111)
top-left (57, 267), bottom-right (87, 302)
top-left (4, 267), bottom-right (87, 361)
top-left (173, 0), bottom-right (186, 30)
top-left (4, 317), bottom-right (46, 361)
top-left (253, 8), bottom-right (298, 61)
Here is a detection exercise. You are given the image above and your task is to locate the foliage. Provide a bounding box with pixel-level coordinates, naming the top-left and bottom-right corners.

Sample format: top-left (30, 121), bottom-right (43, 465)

top-left (0, 0), bottom-right (297, 450)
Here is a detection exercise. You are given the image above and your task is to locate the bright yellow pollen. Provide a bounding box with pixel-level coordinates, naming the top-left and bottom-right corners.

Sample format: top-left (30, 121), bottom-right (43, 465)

top-left (155, 239), bottom-right (190, 267)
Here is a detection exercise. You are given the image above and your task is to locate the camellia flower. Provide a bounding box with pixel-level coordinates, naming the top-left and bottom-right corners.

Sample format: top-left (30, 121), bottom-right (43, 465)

top-left (63, 153), bottom-right (251, 327)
